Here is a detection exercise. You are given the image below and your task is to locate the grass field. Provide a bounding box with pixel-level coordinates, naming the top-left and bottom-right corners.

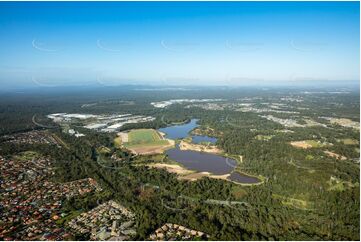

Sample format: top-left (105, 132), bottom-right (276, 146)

top-left (124, 129), bottom-right (169, 148)
top-left (340, 138), bottom-right (359, 145)
top-left (121, 129), bottom-right (173, 155)
top-left (51, 133), bottom-right (70, 150)
top-left (97, 146), bottom-right (111, 154)
top-left (14, 151), bottom-right (41, 161)
top-left (327, 177), bottom-right (359, 192)
top-left (114, 137), bottom-right (122, 148)
top-left (272, 194), bottom-right (312, 210)
top-left (255, 134), bottom-right (274, 141)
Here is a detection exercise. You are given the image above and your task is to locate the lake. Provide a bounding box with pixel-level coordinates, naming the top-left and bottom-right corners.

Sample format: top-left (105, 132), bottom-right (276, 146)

top-left (166, 145), bottom-right (236, 175)
top-left (159, 119), bottom-right (260, 184)
top-left (228, 172), bottom-right (260, 184)
top-left (159, 119), bottom-right (198, 140)
top-left (159, 119), bottom-right (217, 144)
top-left (192, 135), bottom-right (217, 144)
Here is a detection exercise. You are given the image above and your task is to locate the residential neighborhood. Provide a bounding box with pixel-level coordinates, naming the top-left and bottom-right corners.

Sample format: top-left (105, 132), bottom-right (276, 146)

top-left (67, 200), bottom-right (136, 241)
top-left (149, 223), bottom-right (209, 241)
top-left (1, 130), bottom-right (60, 146)
top-left (0, 156), bottom-right (101, 240)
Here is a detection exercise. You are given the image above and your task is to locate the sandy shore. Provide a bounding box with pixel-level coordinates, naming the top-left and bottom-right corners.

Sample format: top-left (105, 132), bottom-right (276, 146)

top-left (180, 172), bottom-right (230, 181)
top-left (147, 163), bottom-right (231, 182)
top-left (179, 140), bottom-right (222, 154)
top-left (147, 163), bottom-right (193, 175)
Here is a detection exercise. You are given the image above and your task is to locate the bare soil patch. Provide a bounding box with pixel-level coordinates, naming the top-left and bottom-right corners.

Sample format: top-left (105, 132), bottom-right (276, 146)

top-left (147, 163), bottom-right (230, 182)
top-left (324, 150), bottom-right (347, 160)
top-left (290, 141), bottom-right (313, 149)
top-left (179, 140), bottom-right (222, 154)
top-left (127, 139), bottom-right (175, 155)
top-left (147, 163), bottom-right (193, 175)
top-left (329, 118), bottom-right (360, 130)
top-left (117, 132), bottom-right (128, 142)
top-left (180, 172), bottom-right (229, 181)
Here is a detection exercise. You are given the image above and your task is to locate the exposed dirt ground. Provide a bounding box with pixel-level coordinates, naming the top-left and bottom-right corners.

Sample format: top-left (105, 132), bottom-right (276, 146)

top-left (179, 140), bottom-right (222, 154)
top-left (329, 118), bottom-right (360, 130)
top-left (290, 141), bottom-right (312, 149)
top-left (117, 132), bottom-right (128, 142)
top-left (147, 163), bottom-right (230, 182)
top-left (127, 139), bottom-right (175, 155)
top-left (147, 163), bottom-right (193, 175)
top-left (180, 172), bottom-right (230, 181)
top-left (324, 150), bottom-right (347, 160)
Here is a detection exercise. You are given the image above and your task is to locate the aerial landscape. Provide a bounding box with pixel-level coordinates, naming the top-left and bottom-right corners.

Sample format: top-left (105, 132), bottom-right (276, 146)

top-left (0, 1), bottom-right (359, 241)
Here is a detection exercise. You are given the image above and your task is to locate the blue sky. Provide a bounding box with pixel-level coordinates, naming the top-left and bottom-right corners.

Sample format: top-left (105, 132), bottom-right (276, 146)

top-left (0, 1), bottom-right (359, 88)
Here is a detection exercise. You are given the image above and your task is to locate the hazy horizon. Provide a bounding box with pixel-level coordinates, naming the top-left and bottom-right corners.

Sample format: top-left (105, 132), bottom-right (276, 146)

top-left (0, 1), bottom-right (359, 89)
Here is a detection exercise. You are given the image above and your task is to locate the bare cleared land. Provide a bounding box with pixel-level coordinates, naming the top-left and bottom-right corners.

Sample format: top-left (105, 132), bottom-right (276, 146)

top-left (329, 118), bottom-right (360, 130)
top-left (324, 150), bottom-right (347, 160)
top-left (179, 140), bottom-right (222, 154)
top-left (290, 140), bottom-right (329, 149)
top-left (147, 163), bottom-right (231, 182)
top-left (289, 141), bottom-right (313, 149)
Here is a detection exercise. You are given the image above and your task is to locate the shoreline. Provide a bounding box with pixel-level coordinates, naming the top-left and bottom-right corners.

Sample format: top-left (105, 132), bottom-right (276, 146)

top-left (178, 140), bottom-right (223, 154)
top-left (146, 162), bottom-right (263, 186)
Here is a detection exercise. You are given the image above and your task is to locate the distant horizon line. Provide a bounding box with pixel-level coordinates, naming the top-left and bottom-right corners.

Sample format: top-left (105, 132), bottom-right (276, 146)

top-left (1, 81), bottom-right (359, 93)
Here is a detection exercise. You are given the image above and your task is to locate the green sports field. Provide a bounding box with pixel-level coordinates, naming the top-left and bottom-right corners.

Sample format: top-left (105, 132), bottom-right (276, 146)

top-left (124, 129), bottom-right (169, 147)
